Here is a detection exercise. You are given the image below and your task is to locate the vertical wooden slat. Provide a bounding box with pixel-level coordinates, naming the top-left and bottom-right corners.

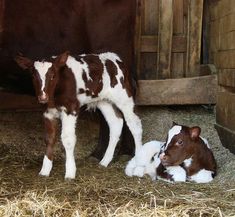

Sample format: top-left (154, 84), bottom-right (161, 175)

top-left (186, 0), bottom-right (204, 77)
top-left (134, 0), bottom-right (142, 77)
top-left (157, 0), bottom-right (173, 79)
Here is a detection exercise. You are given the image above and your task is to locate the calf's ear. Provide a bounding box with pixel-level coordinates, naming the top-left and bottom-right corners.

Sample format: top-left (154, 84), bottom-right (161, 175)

top-left (15, 56), bottom-right (33, 70)
top-left (189, 126), bottom-right (201, 139)
top-left (55, 51), bottom-right (69, 67)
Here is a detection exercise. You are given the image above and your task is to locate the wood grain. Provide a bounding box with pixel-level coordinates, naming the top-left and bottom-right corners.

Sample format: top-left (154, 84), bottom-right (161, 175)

top-left (136, 74), bottom-right (217, 105)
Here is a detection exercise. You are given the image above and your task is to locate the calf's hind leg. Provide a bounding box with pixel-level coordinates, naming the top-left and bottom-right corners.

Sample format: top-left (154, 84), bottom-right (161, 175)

top-left (39, 108), bottom-right (59, 176)
top-left (117, 103), bottom-right (142, 154)
top-left (97, 102), bottom-right (124, 167)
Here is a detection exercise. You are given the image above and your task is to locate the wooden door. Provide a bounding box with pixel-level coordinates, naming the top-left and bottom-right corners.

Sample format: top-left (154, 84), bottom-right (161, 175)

top-left (135, 0), bottom-right (217, 105)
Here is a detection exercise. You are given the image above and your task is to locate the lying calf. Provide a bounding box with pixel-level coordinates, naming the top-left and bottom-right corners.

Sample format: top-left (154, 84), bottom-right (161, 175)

top-left (125, 123), bottom-right (217, 183)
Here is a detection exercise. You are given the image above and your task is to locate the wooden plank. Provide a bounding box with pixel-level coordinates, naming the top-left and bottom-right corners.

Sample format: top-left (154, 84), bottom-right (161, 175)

top-left (140, 53), bottom-right (157, 80)
top-left (142, 0), bottom-right (159, 35)
top-left (219, 31), bottom-right (235, 51)
top-left (141, 35), bottom-right (186, 52)
top-left (157, 0), bottom-right (173, 79)
top-left (173, 0), bottom-right (184, 34)
top-left (216, 90), bottom-right (235, 132)
top-left (0, 92), bottom-right (42, 110)
top-left (136, 74), bottom-right (217, 105)
top-left (186, 0), bottom-right (203, 77)
top-left (218, 69), bottom-right (235, 88)
top-left (134, 0), bottom-right (142, 77)
top-left (171, 53), bottom-right (184, 78)
top-left (217, 50), bottom-right (235, 69)
top-left (219, 13), bottom-right (235, 34)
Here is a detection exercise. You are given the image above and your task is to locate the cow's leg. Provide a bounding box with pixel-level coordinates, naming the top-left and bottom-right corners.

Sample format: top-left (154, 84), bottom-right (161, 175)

top-left (60, 110), bottom-right (77, 179)
top-left (39, 108), bottom-right (59, 176)
top-left (90, 110), bottom-right (110, 160)
top-left (97, 102), bottom-right (123, 167)
top-left (116, 102), bottom-right (142, 154)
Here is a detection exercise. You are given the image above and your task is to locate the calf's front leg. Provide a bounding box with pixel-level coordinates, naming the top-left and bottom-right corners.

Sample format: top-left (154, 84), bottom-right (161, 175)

top-left (60, 110), bottom-right (77, 179)
top-left (39, 109), bottom-right (58, 176)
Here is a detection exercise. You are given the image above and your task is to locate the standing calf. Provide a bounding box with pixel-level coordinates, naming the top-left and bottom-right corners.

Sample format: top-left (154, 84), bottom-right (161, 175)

top-left (126, 123), bottom-right (217, 183)
top-left (15, 52), bottom-right (142, 179)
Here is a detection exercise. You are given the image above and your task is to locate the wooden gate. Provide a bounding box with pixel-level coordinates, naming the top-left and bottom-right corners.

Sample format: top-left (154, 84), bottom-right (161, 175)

top-left (135, 0), bottom-right (217, 105)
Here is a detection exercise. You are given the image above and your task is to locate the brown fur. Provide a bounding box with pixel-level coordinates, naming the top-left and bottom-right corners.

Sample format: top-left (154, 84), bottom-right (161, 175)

top-left (160, 125), bottom-right (217, 178)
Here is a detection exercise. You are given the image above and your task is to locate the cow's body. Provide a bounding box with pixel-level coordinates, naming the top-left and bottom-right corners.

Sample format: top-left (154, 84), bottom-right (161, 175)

top-left (0, 0), bottom-right (137, 158)
top-left (125, 124), bottom-right (217, 183)
top-left (15, 52), bottom-right (142, 179)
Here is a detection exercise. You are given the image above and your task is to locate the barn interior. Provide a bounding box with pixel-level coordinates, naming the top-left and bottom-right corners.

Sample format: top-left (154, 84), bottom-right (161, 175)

top-left (0, 0), bottom-right (235, 216)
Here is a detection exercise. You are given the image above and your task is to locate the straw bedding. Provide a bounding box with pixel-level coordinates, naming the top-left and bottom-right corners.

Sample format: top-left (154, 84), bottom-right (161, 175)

top-left (0, 106), bottom-right (235, 216)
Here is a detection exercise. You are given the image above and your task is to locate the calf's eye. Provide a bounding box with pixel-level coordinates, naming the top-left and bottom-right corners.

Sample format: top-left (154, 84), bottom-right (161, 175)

top-left (177, 139), bottom-right (183, 146)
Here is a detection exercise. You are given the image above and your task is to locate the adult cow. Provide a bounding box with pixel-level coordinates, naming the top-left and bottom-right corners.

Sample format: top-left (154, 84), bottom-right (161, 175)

top-left (0, 0), bottom-right (138, 160)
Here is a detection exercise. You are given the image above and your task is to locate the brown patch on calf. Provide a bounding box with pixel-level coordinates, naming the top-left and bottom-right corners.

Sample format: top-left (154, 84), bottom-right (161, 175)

top-left (44, 117), bottom-right (58, 160)
top-left (54, 66), bottom-right (80, 114)
top-left (105, 59), bottom-right (118, 87)
top-left (116, 60), bottom-right (133, 97)
top-left (82, 55), bottom-right (104, 98)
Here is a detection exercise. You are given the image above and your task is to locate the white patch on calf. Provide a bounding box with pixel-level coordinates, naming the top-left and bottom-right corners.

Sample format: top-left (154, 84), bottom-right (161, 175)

top-left (98, 101), bottom-right (123, 167)
top-left (39, 155), bottom-right (53, 176)
top-left (188, 169), bottom-right (214, 183)
top-left (200, 136), bottom-right (211, 149)
top-left (165, 125), bottom-right (182, 149)
top-left (60, 111), bottom-right (77, 179)
top-left (34, 61), bottom-right (52, 92)
top-left (166, 166), bottom-right (187, 182)
top-left (43, 108), bottom-right (59, 120)
top-left (183, 157), bottom-right (193, 167)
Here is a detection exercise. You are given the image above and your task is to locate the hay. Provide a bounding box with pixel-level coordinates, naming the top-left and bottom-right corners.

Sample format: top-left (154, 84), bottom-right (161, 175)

top-left (0, 106), bottom-right (235, 216)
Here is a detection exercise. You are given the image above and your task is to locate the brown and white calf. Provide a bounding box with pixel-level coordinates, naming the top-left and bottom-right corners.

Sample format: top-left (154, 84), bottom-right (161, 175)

top-left (15, 52), bottom-right (142, 179)
top-left (126, 124), bottom-right (217, 183)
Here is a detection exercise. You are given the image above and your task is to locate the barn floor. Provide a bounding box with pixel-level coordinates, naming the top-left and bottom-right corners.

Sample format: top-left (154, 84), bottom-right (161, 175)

top-left (0, 106), bottom-right (235, 216)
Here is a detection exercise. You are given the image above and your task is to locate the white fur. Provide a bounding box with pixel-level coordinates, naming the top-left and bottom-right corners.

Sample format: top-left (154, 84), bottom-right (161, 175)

top-left (43, 108), bottom-right (59, 120)
top-left (34, 61), bottom-right (52, 93)
top-left (188, 169), bottom-right (214, 183)
top-left (39, 155), bottom-right (53, 176)
top-left (165, 125), bottom-right (182, 149)
top-left (183, 157), bottom-right (193, 167)
top-left (125, 140), bottom-right (164, 177)
top-left (97, 101), bottom-right (123, 167)
top-left (200, 136), bottom-right (210, 149)
top-left (60, 111), bottom-right (77, 179)
top-left (166, 166), bottom-right (187, 182)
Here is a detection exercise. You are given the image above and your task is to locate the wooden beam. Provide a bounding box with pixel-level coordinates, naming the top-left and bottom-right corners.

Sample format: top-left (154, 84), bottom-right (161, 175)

top-left (141, 35), bottom-right (186, 53)
top-left (186, 0), bottom-right (204, 77)
top-left (218, 69), bottom-right (235, 88)
top-left (157, 0), bottom-right (173, 79)
top-left (136, 74), bottom-right (217, 105)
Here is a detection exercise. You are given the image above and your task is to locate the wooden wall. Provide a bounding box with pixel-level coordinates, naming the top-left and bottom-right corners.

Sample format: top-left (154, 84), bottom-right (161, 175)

top-left (210, 0), bottom-right (235, 153)
top-left (0, 0), bottom-right (217, 110)
top-left (136, 0), bottom-right (217, 105)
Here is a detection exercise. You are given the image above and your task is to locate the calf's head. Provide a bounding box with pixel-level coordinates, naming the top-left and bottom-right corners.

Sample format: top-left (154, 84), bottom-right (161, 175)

top-left (160, 124), bottom-right (201, 167)
top-left (15, 52), bottom-right (69, 104)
